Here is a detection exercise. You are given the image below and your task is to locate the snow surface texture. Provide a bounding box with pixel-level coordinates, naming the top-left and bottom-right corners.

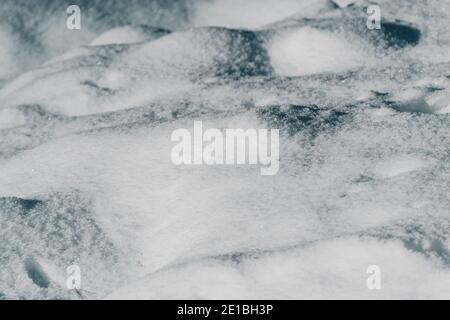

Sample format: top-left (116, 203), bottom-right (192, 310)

top-left (0, 0), bottom-right (449, 299)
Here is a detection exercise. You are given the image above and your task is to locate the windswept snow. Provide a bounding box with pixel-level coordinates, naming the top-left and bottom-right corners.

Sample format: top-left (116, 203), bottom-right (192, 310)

top-left (0, 0), bottom-right (449, 300)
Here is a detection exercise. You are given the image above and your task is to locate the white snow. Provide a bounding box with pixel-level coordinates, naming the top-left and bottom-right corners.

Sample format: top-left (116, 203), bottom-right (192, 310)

top-left (191, 0), bottom-right (329, 29)
top-left (268, 27), bottom-right (368, 76)
top-left (0, 0), bottom-right (449, 300)
top-left (373, 155), bottom-right (428, 178)
top-left (0, 108), bottom-right (25, 130)
top-left (90, 27), bottom-right (149, 46)
top-left (107, 238), bottom-right (450, 299)
top-left (0, 28), bottom-right (18, 79)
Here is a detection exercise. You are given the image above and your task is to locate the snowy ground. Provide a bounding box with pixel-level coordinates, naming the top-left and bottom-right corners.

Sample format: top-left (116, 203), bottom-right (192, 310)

top-left (0, 0), bottom-right (449, 299)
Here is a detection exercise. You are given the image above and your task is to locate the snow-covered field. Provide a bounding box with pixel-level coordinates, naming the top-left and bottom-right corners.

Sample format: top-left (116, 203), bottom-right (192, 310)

top-left (0, 0), bottom-right (449, 299)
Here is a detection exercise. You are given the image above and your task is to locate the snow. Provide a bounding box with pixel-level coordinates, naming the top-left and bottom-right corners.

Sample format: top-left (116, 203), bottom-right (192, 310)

top-left (107, 237), bottom-right (450, 299)
top-left (191, 0), bottom-right (329, 29)
top-left (0, 0), bottom-right (449, 300)
top-left (268, 27), bottom-right (368, 76)
top-left (91, 27), bottom-right (149, 46)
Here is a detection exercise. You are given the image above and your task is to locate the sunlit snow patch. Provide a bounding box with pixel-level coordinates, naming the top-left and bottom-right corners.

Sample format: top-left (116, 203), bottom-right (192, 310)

top-left (268, 27), bottom-right (368, 76)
